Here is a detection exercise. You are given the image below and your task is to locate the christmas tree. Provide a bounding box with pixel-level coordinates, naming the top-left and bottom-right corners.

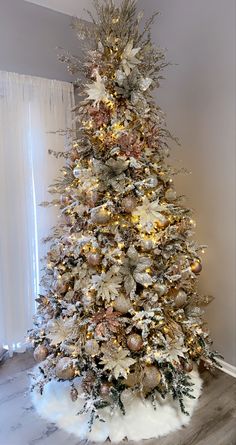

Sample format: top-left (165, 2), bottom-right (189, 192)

top-left (30, 0), bottom-right (220, 441)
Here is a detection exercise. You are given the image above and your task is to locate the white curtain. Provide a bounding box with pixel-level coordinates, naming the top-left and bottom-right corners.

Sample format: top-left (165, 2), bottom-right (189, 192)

top-left (0, 71), bottom-right (75, 355)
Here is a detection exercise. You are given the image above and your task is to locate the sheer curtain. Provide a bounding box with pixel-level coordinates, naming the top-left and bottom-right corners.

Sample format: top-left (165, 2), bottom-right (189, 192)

top-left (0, 71), bottom-right (75, 355)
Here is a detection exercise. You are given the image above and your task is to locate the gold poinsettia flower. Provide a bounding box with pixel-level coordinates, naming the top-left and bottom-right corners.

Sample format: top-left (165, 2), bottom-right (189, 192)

top-left (132, 197), bottom-right (167, 231)
top-left (121, 40), bottom-right (141, 75)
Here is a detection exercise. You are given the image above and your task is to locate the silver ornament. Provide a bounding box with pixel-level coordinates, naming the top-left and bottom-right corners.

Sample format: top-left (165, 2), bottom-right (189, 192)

top-left (146, 176), bottom-right (158, 188)
top-left (73, 166), bottom-right (80, 178)
top-left (91, 208), bottom-right (111, 224)
top-left (141, 238), bottom-right (153, 251)
top-left (84, 339), bottom-right (99, 356)
top-left (154, 283), bottom-right (167, 296)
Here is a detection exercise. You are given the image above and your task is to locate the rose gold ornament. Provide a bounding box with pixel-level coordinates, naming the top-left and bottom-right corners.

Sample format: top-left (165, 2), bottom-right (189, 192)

top-left (55, 357), bottom-right (75, 380)
top-left (87, 252), bottom-right (101, 267)
top-left (91, 208), bottom-right (111, 224)
top-left (174, 289), bottom-right (187, 308)
top-left (143, 365), bottom-right (161, 390)
top-left (165, 188), bottom-right (177, 201)
top-left (113, 295), bottom-right (132, 313)
top-left (191, 260), bottom-right (202, 274)
top-left (122, 196), bottom-right (137, 213)
top-left (33, 345), bottom-right (48, 362)
top-left (84, 339), bottom-right (99, 356)
top-left (127, 333), bottom-right (143, 352)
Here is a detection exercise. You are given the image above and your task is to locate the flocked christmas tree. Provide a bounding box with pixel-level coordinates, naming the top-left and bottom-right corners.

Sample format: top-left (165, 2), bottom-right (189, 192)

top-left (30, 0), bottom-right (220, 437)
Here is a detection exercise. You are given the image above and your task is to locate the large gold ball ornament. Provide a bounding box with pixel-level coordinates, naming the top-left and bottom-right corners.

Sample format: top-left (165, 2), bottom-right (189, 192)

top-left (55, 357), bottom-right (75, 380)
top-left (156, 218), bottom-right (169, 229)
top-left (113, 295), bottom-right (132, 313)
top-left (127, 333), bottom-right (143, 352)
top-left (122, 196), bottom-right (137, 213)
top-left (165, 188), bottom-right (177, 201)
top-left (143, 366), bottom-right (161, 391)
top-left (191, 260), bottom-right (202, 274)
top-left (87, 252), bottom-right (101, 267)
top-left (124, 371), bottom-right (139, 388)
top-left (33, 345), bottom-right (48, 362)
top-left (174, 289), bottom-right (187, 308)
top-left (91, 208), bottom-right (111, 224)
top-left (84, 339), bottom-right (99, 356)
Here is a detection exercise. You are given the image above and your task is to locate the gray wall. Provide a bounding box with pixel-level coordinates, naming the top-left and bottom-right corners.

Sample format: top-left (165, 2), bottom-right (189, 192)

top-left (138, 0), bottom-right (236, 366)
top-left (0, 0), bottom-right (79, 81)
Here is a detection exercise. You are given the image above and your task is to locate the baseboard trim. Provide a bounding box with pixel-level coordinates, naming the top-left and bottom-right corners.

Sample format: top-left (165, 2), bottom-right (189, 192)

top-left (216, 359), bottom-right (236, 378)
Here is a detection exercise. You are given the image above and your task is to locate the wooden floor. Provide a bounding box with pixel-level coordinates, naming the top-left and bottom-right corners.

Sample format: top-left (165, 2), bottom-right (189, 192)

top-left (0, 351), bottom-right (235, 445)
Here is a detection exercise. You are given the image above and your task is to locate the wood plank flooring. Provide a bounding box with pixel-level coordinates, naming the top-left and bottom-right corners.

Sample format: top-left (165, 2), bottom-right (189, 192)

top-left (0, 351), bottom-right (235, 445)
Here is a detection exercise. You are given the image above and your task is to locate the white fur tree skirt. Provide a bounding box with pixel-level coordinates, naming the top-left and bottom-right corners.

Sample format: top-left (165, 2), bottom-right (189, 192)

top-left (31, 368), bottom-right (202, 442)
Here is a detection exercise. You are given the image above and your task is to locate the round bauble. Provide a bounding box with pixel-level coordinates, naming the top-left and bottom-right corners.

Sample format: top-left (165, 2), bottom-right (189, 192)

top-left (33, 345), bottom-right (48, 362)
top-left (143, 365), bottom-right (161, 391)
top-left (55, 357), bottom-right (75, 380)
top-left (191, 260), bottom-right (202, 274)
top-left (127, 333), bottom-right (143, 352)
top-left (73, 166), bottom-right (80, 178)
top-left (141, 238), bottom-right (153, 252)
top-left (165, 188), bottom-right (177, 201)
top-left (113, 295), bottom-right (132, 314)
top-left (122, 196), bottom-right (136, 213)
top-left (156, 218), bottom-right (169, 229)
top-left (146, 176), bottom-right (158, 188)
top-left (154, 283), bottom-right (167, 296)
top-left (174, 289), bottom-right (187, 308)
top-left (84, 339), bottom-right (99, 356)
top-left (124, 371), bottom-right (139, 388)
top-left (87, 252), bottom-right (101, 267)
top-left (91, 208), bottom-right (111, 224)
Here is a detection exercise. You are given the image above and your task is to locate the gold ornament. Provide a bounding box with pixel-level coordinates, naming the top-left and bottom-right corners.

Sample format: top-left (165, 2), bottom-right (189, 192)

top-left (84, 339), bottom-right (99, 356)
top-left (87, 252), bottom-right (101, 267)
top-left (122, 196), bottom-right (137, 213)
top-left (91, 208), bottom-right (111, 224)
top-left (55, 357), bottom-right (75, 380)
top-left (165, 188), bottom-right (177, 201)
top-left (33, 344), bottom-right (48, 362)
top-left (156, 218), bottom-right (169, 229)
top-left (127, 333), bottom-right (143, 352)
top-left (191, 260), bottom-right (202, 274)
top-left (113, 295), bottom-right (132, 313)
top-left (143, 365), bottom-right (161, 391)
top-left (174, 289), bottom-right (187, 308)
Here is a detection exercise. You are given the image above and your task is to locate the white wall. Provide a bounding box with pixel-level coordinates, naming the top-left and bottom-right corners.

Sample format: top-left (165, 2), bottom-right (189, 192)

top-left (137, 0), bottom-right (236, 366)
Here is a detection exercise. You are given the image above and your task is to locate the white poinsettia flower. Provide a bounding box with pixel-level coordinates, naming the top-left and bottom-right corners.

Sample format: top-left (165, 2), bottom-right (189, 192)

top-left (84, 69), bottom-right (108, 106)
top-left (92, 267), bottom-right (122, 302)
top-left (121, 40), bottom-right (141, 76)
top-left (120, 246), bottom-right (153, 295)
top-left (132, 197), bottom-right (167, 231)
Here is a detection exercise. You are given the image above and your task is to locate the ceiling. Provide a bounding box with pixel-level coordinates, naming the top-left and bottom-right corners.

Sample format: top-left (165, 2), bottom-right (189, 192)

top-left (24, 0), bottom-right (104, 17)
